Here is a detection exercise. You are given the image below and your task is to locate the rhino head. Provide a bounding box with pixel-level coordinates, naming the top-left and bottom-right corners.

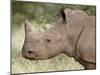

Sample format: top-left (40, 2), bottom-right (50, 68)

top-left (22, 9), bottom-right (70, 60)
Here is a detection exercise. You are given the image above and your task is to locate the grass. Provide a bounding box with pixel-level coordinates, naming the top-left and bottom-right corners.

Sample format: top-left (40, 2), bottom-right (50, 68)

top-left (12, 22), bottom-right (84, 74)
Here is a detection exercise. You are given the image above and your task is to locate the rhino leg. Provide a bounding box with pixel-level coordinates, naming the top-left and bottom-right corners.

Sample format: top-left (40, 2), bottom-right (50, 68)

top-left (84, 62), bottom-right (96, 70)
top-left (78, 59), bottom-right (96, 69)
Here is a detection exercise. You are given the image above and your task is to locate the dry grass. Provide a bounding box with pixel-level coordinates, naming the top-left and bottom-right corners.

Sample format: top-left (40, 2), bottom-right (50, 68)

top-left (12, 22), bottom-right (84, 74)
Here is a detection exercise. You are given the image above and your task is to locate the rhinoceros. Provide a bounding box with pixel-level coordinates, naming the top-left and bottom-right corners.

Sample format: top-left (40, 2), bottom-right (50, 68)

top-left (22, 9), bottom-right (96, 70)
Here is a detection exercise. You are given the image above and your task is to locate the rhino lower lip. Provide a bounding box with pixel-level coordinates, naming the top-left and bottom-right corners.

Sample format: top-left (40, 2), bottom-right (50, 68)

top-left (24, 56), bottom-right (36, 60)
top-left (22, 53), bottom-right (35, 60)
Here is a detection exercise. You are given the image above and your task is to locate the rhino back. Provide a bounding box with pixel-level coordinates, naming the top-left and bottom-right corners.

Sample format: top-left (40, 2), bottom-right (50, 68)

top-left (85, 16), bottom-right (96, 28)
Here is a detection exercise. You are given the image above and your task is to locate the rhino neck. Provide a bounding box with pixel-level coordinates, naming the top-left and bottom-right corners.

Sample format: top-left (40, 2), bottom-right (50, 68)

top-left (64, 16), bottom-right (84, 57)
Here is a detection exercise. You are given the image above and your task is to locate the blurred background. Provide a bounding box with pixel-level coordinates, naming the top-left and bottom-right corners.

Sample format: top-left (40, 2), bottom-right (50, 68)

top-left (12, 1), bottom-right (95, 29)
top-left (12, 1), bottom-right (96, 74)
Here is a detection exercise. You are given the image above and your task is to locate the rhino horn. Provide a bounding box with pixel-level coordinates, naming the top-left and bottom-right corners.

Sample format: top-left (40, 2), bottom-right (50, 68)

top-left (24, 20), bottom-right (32, 35)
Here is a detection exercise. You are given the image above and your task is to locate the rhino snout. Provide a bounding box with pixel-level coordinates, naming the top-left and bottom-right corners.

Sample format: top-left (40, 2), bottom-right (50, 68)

top-left (22, 49), bottom-right (36, 59)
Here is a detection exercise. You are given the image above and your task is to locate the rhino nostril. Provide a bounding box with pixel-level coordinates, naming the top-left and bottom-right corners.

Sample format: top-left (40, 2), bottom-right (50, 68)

top-left (28, 50), bottom-right (34, 54)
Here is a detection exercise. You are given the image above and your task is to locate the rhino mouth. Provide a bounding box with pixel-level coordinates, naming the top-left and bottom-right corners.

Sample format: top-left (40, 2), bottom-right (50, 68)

top-left (22, 52), bottom-right (35, 60)
top-left (22, 54), bottom-right (35, 60)
top-left (22, 51), bottom-right (41, 60)
top-left (24, 56), bottom-right (35, 60)
top-left (24, 57), bottom-right (35, 60)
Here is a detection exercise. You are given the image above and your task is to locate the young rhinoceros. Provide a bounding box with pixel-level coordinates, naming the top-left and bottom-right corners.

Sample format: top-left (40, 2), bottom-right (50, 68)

top-left (22, 9), bottom-right (96, 70)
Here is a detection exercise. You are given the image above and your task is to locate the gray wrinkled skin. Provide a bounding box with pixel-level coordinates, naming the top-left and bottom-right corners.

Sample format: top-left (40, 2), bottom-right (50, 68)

top-left (22, 9), bottom-right (96, 69)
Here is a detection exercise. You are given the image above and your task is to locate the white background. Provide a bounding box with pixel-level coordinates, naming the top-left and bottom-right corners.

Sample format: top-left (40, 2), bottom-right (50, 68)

top-left (0, 0), bottom-right (99, 75)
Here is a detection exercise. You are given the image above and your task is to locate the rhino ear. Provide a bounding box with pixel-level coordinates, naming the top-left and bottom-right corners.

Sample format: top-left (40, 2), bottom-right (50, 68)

top-left (60, 8), bottom-right (66, 22)
top-left (60, 8), bottom-right (71, 22)
top-left (24, 20), bottom-right (32, 33)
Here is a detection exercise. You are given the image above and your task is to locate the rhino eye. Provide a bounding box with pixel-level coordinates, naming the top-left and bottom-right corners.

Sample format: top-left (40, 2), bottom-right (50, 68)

top-left (46, 39), bottom-right (51, 43)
